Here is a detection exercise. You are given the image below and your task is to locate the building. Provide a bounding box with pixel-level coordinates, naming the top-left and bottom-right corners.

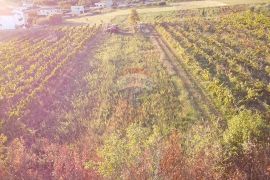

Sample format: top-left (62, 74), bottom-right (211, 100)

top-left (118, 3), bottom-right (128, 8)
top-left (95, 0), bottom-right (113, 8)
top-left (0, 16), bottom-right (16, 30)
top-left (71, 6), bottom-right (84, 15)
top-left (95, 2), bottom-right (106, 8)
top-left (12, 10), bottom-right (26, 26)
top-left (22, 2), bottom-right (34, 10)
top-left (106, 0), bottom-right (113, 8)
top-left (37, 7), bottom-right (62, 16)
top-left (0, 10), bottom-right (26, 30)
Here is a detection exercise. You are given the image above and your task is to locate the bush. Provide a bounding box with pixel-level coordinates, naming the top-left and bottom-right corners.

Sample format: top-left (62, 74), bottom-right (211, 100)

top-left (159, 1), bottom-right (166, 6)
top-left (36, 14), bottom-right (62, 26)
top-left (48, 14), bottom-right (63, 25)
top-left (223, 110), bottom-right (265, 156)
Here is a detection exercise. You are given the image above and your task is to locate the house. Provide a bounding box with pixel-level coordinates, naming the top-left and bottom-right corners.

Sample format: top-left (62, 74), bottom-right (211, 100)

top-left (118, 3), bottom-right (128, 8)
top-left (0, 16), bottom-right (16, 30)
top-left (95, 0), bottom-right (113, 8)
top-left (37, 7), bottom-right (62, 16)
top-left (106, 0), bottom-right (113, 8)
top-left (0, 10), bottom-right (26, 30)
top-left (12, 10), bottom-right (26, 26)
top-left (95, 2), bottom-right (106, 8)
top-left (22, 2), bottom-right (34, 10)
top-left (71, 6), bottom-right (84, 15)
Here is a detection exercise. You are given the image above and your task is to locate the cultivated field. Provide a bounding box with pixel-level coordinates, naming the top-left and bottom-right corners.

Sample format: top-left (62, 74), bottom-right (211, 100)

top-left (0, 2), bottom-right (269, 179)
top-left (156, 11), bottom-right (270, 118)
top-left (0, 25), bottom-right (100, 128)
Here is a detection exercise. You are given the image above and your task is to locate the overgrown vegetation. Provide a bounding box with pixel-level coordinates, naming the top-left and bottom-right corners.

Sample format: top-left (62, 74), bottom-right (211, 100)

top-left (155, 7), bottom-right (270, 178)
top-left (0, 3), bottom-right (269, 179)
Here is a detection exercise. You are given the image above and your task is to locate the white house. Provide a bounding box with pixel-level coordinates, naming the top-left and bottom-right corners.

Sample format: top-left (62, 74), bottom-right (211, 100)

top-left (0, 16), bottom-right (16, 30)
top-left (22, 2), bottom-right (34, 10)
top-left (12, 10), bottom-right (26, 26)
top-left (71, 6), bottom-right (84, 15)
top-left (106, 0), bottom-right (113, 8)
top-left (0, 10), bottom-right (26, 30)
top-left (95, 2), bottom-right (106, 8)
top-left (95, 0), bottom-right (113, 8)
top-left (37, 7), bottom-right (62, 16)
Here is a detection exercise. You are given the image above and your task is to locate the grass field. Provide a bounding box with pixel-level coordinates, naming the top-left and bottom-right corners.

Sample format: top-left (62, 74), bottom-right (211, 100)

top-left (216, 0), bottom-right (270, 5)
top-left (66, 0), bottom-right (270, 25)
top-left (66, 1), bottom-right (227, 25)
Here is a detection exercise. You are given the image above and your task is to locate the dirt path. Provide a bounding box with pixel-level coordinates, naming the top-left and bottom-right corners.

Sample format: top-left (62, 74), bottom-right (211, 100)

top-left (21, 30), bottom-right (108, 137)
top-left (146, 25), bottom-right (223, 122)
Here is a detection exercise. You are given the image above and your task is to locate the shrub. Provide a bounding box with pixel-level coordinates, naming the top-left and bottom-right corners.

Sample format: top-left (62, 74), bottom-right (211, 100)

top-left (223, 110), bottom-right (265, 156)
top-left (48, 14), bottom-right (63, 25)
top-left (159, 1), bottom-right (166, 6)
top-left (129, 9), bottom-right (140, 26)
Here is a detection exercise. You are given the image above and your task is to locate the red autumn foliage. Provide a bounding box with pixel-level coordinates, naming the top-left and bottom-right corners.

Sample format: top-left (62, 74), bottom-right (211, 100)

top-left (226, 143), bottom-right (270, 179)
top-left (5, 137), bottom-right (101, 179)
top-left (159, 131), bottom-right (187, 179)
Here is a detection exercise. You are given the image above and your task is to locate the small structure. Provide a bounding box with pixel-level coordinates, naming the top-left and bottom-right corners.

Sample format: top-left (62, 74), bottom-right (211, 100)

top-left (118, 3), bottom-right (128, 8)
top-left (0, 16), bottom-right (16, 30)
top-left (22, 2), bottom-right (34, 10)
top-left (37, 7), bottom-right (62, 16)
top-left (12, 10), bottom-right (26, 26)
top-left (105, 24), bottom-right (120, 33)
top-left (95, 2), bottom-right (106, 8)
top-left (95, 0), bottom-right (113, 8)
top-left (106, 0), bottom-right (113, 8)
top-left (71, 6), bottom-right (85, 15)
top-left (0, 10), bottom-right (26, 30)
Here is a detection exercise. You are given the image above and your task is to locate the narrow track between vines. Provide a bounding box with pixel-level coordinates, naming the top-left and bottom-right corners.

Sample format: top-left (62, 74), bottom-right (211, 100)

top-left (146, 25), bottom-right (223, 122)
top-left (20, 30), bottom-right (108, 135)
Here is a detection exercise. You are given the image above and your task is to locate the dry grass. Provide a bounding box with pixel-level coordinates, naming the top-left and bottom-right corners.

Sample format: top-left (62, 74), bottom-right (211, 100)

top-left (66, 1), bottom-right (227, 25)
top-left (66, 0), bottom-right (270, 25)
top-left (214, 0), bottom-right (270, 5)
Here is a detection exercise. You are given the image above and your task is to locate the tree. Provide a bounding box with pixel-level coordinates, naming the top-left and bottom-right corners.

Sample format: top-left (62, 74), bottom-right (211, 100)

top-left (59, 1), bottom-right (72, 9)
top-left (129, 9), bottom-right (140, 32)
top-left (27, 10), bottom-right (38, 26)
top-left (48, 14), bottom-right (63, 25)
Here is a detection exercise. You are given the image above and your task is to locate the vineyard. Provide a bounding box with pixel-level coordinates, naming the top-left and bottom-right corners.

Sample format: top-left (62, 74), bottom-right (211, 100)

top-left (154, 9), bottom-right (270, 178)
top-left (156, 11), bottom-right (270, 119)
top-left (0, 4), bottom-right (269, 179)
top-left (0, 25), bottom-right (100, 122)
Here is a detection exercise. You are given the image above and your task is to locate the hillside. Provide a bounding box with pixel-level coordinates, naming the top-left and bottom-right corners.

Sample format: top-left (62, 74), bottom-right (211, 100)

top-left (0, 1), bottom-right (269, 179)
